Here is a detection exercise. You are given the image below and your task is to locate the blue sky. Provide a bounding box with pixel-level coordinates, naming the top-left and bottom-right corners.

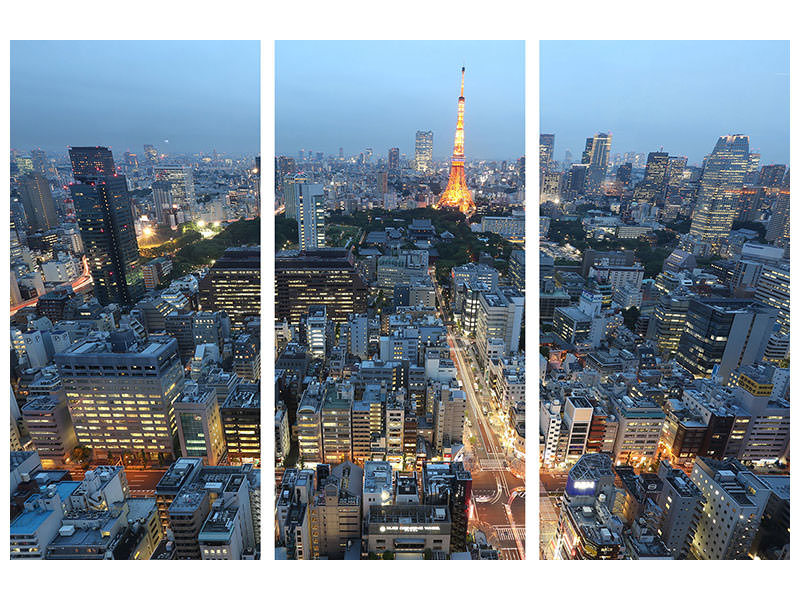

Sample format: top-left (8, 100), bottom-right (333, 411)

top-left (11, 41), bottom-right (260, 156)
top-left (276, 40), bottom-right (525, 161)
top-left (541, 41), bottom-right (789, 165)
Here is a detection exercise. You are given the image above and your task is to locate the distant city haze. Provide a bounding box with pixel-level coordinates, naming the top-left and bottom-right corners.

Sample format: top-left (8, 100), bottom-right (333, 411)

top-left (11, 41), bottom-right (260, 155)
top-left (276, 41), bottom-right (525, 161)
top-left (541, 41), bottom-right (789, 165)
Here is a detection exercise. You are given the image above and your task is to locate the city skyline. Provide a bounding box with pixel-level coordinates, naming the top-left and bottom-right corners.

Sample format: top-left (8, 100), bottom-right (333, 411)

top-left (541, 41), bottom-right (790, 165)
top-left (11, 41), bottom-right (260, 155)
top-left (276, 40), bottom-right (524, 160)
top-left (539, 39), bottom-right (789, 561)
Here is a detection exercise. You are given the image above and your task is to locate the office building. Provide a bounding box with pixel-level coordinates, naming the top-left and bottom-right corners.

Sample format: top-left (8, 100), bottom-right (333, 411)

top-left (675, 297), bottom-right (778, 383)
top-left (220, 382), bottom-right (260, 465)
top-left (199, 246), bottom-right (260, 330)
top-left (55, 331), bottom-right (184, 461)
top-left (583, 132), bottom-right (612, 196)
top-left (690, 457), bottom-right (771, 560)
top-left (689, 135), bottom-right (750, 250)
top-left (174, 382), bottom-right (227, 466)
top-left (654, 460), bottom-right (704, 559)
top-left (295, 183), bottom-right (326, 250)
top-left (632, 151), bottom-right (669, 205)
top-left (69, 146), bottom-right (145, 305)
top-left (21, 393), bottom-right (78, 465)
top-left (539, 133), bottom-right (555, 185)
top-left (321, 382), bottom-right (353, 464)
top-left (306, 305), bottom-right (327, 359)
top-left (414, 130), bottom-right (433, 173)
top-left (310, 462), bottom-right (363, 559)
top-left (232, 333), bottom-right (261, 382)
top-left (275, 248), bottom-right (367, 324)
top-left (154, 165), bottom-right (195, 209)
top-left (18, 172), bottom-right (58, 233)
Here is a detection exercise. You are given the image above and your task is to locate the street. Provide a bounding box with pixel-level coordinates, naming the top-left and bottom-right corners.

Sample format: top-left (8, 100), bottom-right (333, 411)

top-left (433, 271), bottom-right (526, 559)
top-left (66, 465), bottom-right (167, 497)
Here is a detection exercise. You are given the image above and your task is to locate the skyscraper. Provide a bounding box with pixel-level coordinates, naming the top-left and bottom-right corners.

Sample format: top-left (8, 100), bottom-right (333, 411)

top-left (388, 147), bottom-right (400, 174)
top-left (154, 165), bottom-right (196, 210)
top-left (689, 135), bottom-right (750, 250)
top-left (632, 151), bottom-right (669, 205)
top-left (296, 183), bottom-right (326, 250)
top-left (18, 172), bottom-right (58, 233)
top-left (414, 130), bottom-right (433, 173)
top-left (69, 146), bottom-right (145, 305)
top-left (582, 132), bottom-right (612, 196)
top-left (69, 145), bottom-right (116, 180)
top-left (539, 133), bottom-right (555, 185)
top-left (437, 67), bottom-right (475, 214)
top-left (758, 164), bottom-right (787, 187)
top-left (765, 189), bottom-right (790, 247)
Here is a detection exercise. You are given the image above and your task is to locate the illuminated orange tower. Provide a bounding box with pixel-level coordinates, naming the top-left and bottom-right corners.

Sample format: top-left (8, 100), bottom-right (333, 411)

top-left (437, 67), bottom-right (475, 214)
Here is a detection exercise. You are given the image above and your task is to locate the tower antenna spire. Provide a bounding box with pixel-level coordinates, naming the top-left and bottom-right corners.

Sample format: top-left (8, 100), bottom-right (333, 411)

top-left (437, 66), bottom-right (474, 215)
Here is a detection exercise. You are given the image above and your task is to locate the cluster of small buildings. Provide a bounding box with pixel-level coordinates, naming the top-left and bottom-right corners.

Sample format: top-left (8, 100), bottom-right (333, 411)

top-left (276, 460), bottom-right (475, 560)
top-left (10, 452), bottom-right (260, 560)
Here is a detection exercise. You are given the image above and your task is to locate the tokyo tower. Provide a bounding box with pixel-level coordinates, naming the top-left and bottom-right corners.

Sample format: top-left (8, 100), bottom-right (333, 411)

top-left (437, 67), bottom-right (475, 214)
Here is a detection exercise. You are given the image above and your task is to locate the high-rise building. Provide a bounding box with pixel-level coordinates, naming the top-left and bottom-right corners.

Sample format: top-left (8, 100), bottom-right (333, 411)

top-left (69, 146), bottom-right (145, 305)
top-left (154, 165), bottom-right (195, 211)
top-left (388, 147), bottom-right (400, 174)
top-left (321, 383), bottom-right (353, 464)
top-left (675, 297), bottom-right (778, 383)
top-left (758, 164), bottom-right (787, 187)
top-left (689, 135), bottom-right (750, 250)
top-left (21, 392), bottom-right (78, 465)
top-left (199, 246), bottom-right (260, 330)
top-left (275, 248), bottom-right (367, 325)
top-left (433, 384), bottom-right (466, 451)
top-left (232, 333), bottom-right (261, 382)
top-left (539, 133), bottom-right (555, 185)
top-left (754, 263), bottom-right (790, 335)
top-left (220, 382), bottom-right (260, 465)
top-left (306, 305), bottom-right (327, 358)
top-left (422, 462), bottom-right (472, 553)
top-left (414, 130), bottom-right (433, 173)
top-left (18, 173), bottom-right (58, 233)
top-left (437, 67), bottom-right (475, 214)
top-left (295, 183), bottom-right (326, 250)
top-left (632, 151), bottom-right (669, 205)
top-left (310, 462), bottom-right (363, 558)
top-left (296, 382), bottom-right (325, 464)
top-left (173, 382), bottom-right (227, 466)
top-left (648, 293), bottom-right (690, 357)
top-left (652, 461), bottom-right (703, 559)
top-left (69, 146), bottom-right (116, 180)
top-left (690, 457), bottom-right (771, 560)
top-left (54, 331), bottom-right (184, 461)
top-left (582, 132), bottom-right (612, 196)
top-left (765, 189), bottom-right (790, 247)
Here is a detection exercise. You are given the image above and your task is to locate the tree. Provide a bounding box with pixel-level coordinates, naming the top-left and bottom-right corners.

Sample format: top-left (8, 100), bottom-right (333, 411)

top-left (71, 446), bottom-right (91, 466)
top-left (382, 550), bottom-right (395, 560)
top-left (423, 548), bottom-right (433, 560)
top-left (622, 306), bottom-right (640, 331)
